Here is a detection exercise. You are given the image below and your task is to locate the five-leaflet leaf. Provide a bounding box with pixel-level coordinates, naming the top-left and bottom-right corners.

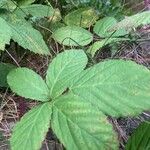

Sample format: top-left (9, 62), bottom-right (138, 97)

top-left (7, 50), bottom-right (150, 150)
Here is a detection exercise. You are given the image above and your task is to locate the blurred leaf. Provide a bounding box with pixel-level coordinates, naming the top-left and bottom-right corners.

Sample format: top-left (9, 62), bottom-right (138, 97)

top-left (14, 0), bottom-right (36, 6)
top-left (0, 0), bottom-right (16, 10)
top-left (125, 121), bottom-right (150, 150)
top-left (0, 63), bottom-right (16, 87)
top-left (0, 17), bottom-right (11, 51)
top-left (64, 7), bottom-right (98, 28)
top-left (48, 9), bottom-right (62, 22)
top-left (111, 11), bottom-right (150, 31)
top-left (0, 0), bottom-right (7, 7)
top-left (14, 4), bottom-right (55, 18)
top-left (49, 22), bottom-right (65, 32)
top-left (94, 17), bottom-right (128, 38)
top-left (88, 38), bottom-right (129, 57)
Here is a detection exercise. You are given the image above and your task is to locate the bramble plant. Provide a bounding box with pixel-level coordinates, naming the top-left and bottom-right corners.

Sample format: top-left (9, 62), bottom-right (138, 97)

top-left (7, 50), bottom-right (150, 150)
top-left (51, 10), bottom-right (150, 56)
top-left (0, 1), bottom-right (150, 149)
top-left (0, 0), bottom-right (149, 57)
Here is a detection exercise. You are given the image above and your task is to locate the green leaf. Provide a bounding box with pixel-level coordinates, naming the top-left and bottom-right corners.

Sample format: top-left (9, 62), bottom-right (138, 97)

top-left (11, 103), bottom-right (52, 150)
top-left (71, 59), bottom-right (150, 117)
top-left (64, 7), bottom-right (98, 28)
top-left (125, 121), bottom-right (150, 150)
top-left (48, 8), bottom-right (62, 22)
top-left (8, 50), bottom-right (150, 150)
top-left (0, 0), bottom-right (7, 7)
top-left (94, 17), bottom-right (128, 38)
top-left (0, 63), bottom-right (16, 87)
top-left (0, 17), bottom-right (11, 50)
top-left (14, 4), bottom-right (55, 18)
top-left (52, 26), bottom-right (93, 46)
top-left (111, 11), bottom-right (150, 31)
top-left (46, 50), bottom-right (88, 98)
top-left (87, 38), bottom-right (130, 57)
top-left (7, 68), bottom-right (49, 102)
top-left (14, 0), bottom-right (36, 6)
top-left (0, 0), bottom-right (16, 10)
top-left (52, 93), bottom-right (118, 150)
top-left (49, 22), bottom-right (65, 32)
top-left (7, 17), bottom-right (50, 55)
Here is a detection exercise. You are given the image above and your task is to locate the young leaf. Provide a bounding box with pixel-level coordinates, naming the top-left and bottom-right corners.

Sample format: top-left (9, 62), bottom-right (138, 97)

top-left (125, 121), bottom-right (150, 150)
top-left (11, 103), bottom-right (52, 150)
top-left (71, 60), bottom-right (150, 117)
top-left (52, 26), bottom-right (93, 46)
top-left (14, 4), bottom-right (55, 18)
top-left (52, 93), bottom-right (118, 150)
top-left (87, 38), bottom-right (130, 57)
top-left (0, 63), bottom-right (16, 87)
top-left (64, 7), bottom-right (98, 28)
top-left (7, 17), bottom-right (50, 55)
top-left (7, 68), bottom-right (49, 101)
top-left (94, 17), bottom-right (127, 38)
top-left (111, 11), bottom-right (150, 31)
top-left (0, 17), bottom-right (11, 50)
top-left (46, 50), bottom-right (88, 98)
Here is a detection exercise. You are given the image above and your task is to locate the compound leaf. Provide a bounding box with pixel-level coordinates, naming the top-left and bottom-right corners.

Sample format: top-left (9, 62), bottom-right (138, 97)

top-left (0, 17), bottom-right (11, 50)
top-left (125, 121), bottom-right (150, 150)
top-left (11, 103), bottom-right (52, 150)
top-left (52, 26), bottom-right (93, 46)
top-left (0, 63), bottom-right (16, 87)
top-left (7, 68), bottom-right (49, 102)
top-left (94, 17), bottom-right (127, 38)
top-left (46, 50), bottom-right (88, 98)
top-left (64, 7), bottom-right (98, 28)
top-left (71, 59), bottom-right (150, 117)
top-left (52, 93), bottom-right (118, 150)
